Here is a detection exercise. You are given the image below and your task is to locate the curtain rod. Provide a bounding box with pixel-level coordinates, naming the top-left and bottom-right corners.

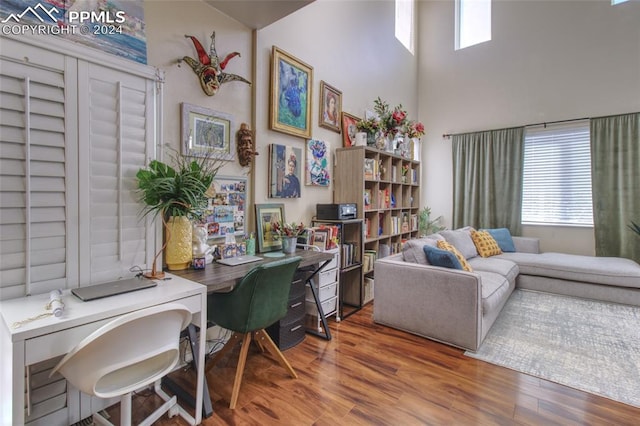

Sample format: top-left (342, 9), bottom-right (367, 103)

top-left (442, 116), bottom-right (590, 139)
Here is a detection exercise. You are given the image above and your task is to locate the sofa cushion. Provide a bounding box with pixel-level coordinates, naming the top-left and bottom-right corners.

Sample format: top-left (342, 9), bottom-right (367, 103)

top-left (470, 230), bottom-right (503, 257)
top-left (440, 228), bottom-right (478, 259)
top-left (485, 228), bottom-right (516, 252)
top-left (403, 235), bottom-right (444, 264)
top-left (437, 240), bottom-right (473, 272)
top-left (468, 257), bottom-right (519, 284)
top-left (479, 271), bottom-right (512, 315)
top-left (423, 245), bottom-right (463, 270)
top-left (496, 252), bottom-right (640, 288)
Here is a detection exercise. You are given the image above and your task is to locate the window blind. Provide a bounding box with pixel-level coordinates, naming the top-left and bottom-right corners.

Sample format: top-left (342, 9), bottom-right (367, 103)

top-left (80, 64), bottom-right (154, 284)
top-left (522, 120), bottom-right (593, 226)
top-left (0, 58), bottom-right (75, 298)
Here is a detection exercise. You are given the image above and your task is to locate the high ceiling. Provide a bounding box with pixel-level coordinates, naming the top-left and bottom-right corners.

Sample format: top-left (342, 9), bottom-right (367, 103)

top-left (205, 0), bottom-right (315, 30)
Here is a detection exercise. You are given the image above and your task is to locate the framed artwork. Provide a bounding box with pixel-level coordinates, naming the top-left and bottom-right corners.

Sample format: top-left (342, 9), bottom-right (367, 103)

top-left (270, 46), bottom-right (313, 139)
top-left (197, 176), bottom-right (247, 240)
top-left (269, 143), bottom-right (303, 198)
top-left (181, 102), bottom-right (235, 160)
top-left (255, 203), bottom-right (285, 253)
top-left (319, 81), bottom-right (342, 133)
top-left (341, 112), bottom-right (360, 147)
top-left (305, 139), bottom-right (330, 186)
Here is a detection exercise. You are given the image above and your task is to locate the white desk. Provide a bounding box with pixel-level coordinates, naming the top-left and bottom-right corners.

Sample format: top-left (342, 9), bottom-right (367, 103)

top-left (0, 274), bottom-right (207, 426)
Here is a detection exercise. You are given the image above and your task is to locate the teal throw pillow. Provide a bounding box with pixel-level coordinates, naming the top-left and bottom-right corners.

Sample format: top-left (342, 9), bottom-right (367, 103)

top-left (423, 245), bottom-right (463, 270)
top-left (485, 228), bottom-right (516, 252)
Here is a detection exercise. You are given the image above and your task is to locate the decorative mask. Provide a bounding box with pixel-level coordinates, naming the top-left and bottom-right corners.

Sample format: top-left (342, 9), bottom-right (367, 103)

top-left (181, 32), bottom-right (251, 96)
top-left (236, 123), bottom-right (259, 167)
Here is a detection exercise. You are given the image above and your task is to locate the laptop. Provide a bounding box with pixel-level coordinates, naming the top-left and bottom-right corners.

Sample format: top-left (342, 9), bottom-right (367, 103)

top-left (72, 276), bottom-right (157, 301)
top-left (216, 255), bottom-right (263, 266)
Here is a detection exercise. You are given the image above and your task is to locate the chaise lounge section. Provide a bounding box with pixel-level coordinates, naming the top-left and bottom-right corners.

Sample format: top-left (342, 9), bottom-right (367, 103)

top-left (373, 228), bottom-right (640, 352)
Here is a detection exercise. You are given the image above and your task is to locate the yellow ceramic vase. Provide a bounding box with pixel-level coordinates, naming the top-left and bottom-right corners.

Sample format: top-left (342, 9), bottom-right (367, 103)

top-left (165, 216), bottom-right (193, 270)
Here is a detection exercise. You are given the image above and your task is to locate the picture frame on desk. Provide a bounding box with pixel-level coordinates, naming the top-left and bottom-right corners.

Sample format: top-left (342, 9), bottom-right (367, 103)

top-left (255, 203), bottom-right (285, 253)
top-left (312, 230), bottom-right (327, 251)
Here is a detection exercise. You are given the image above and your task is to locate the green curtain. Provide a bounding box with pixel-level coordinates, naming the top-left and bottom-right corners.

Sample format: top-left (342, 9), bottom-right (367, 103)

top-left (452, 127), bottom-right (524, 235)
top-left (590, 113), bottom-right (640, 262)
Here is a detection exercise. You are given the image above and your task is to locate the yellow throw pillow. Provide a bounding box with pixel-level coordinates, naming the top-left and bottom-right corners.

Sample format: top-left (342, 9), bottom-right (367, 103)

top-left (470, 230), bottom-right (503, 258)
top-left (436, 240), bottom-right (473, 272)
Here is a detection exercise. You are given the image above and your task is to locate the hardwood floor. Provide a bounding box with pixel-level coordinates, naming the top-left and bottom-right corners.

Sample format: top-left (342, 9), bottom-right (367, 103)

top-left (118, 304), bottom-right (639, 425)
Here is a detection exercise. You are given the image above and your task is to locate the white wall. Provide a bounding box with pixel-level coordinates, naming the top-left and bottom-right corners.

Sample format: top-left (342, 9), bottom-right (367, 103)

top-left (255, 0), bottom-right (418, 223)
top-left (145, 0), bottom-right (418, 230)
top-left (144, 0), bottom-right (253, 196)
top-left (418, 0), bottom-right (640, 255)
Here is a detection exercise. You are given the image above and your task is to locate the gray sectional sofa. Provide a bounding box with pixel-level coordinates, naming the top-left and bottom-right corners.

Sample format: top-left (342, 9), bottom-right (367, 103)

top-left (373, 228), bottom-right (640, 352)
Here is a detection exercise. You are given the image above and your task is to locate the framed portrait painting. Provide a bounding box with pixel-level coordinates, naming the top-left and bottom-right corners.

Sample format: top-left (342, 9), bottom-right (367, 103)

top-left (305, 139), bottom-right (330, 186)
top-left (255, 203), bottom-right (285, 253)
top-left (341, 112), bottom-right (360, 147)
top-left (270, 46), bottom-right (313, 139)
top-left (181, 103), bottom-right (235, 160)
top-left (319, 81), bottom-right (342, 133)
top-left (269, 143), bottom-right (303, 198)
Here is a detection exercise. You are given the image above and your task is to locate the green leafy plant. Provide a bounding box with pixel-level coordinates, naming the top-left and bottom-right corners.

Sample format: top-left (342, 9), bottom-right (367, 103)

top-left (418, 206), bottom-right (445, 237)
top-left (629, 220), bottom-right (640, 237)
top-left (136, 151), bottom-right (222, 221)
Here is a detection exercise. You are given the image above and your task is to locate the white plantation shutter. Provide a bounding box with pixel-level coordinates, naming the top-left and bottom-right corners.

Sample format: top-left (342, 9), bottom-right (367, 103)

top-left (78, 63), bottom-right (155, 284)
top-left (522, 120), bottom-right (593, 226)
top-left (0, 52), bottom-right (78, 298)
top-left (1, 36), bottom-right (159, 300)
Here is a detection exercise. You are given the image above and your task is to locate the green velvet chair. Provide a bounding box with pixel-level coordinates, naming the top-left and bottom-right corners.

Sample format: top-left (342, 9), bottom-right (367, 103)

top-left (206, 256), bottom-right (302, 409)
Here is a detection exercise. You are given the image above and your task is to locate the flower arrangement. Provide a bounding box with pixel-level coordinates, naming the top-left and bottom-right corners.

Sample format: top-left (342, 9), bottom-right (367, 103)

top-left (355, 97), bottom-right (425, 139)
top-left (271, 221), bottom-right (306, 239)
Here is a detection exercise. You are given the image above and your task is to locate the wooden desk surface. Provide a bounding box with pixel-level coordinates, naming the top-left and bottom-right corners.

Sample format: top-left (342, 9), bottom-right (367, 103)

top-left (170, 249), bottom-right (334, 292)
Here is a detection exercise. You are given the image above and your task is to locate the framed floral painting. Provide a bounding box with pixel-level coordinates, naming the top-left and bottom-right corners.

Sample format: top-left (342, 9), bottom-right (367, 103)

top-left (305, 139), bottom-right (330, 186)
top-left (270, 46), bottom-right (313, 139)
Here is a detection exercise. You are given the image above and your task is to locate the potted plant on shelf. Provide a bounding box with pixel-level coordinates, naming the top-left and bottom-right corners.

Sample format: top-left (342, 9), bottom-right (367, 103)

top-left (136, 151), bottom-right (222, 277)
top-left (272, 221), bottom-right (306, 254)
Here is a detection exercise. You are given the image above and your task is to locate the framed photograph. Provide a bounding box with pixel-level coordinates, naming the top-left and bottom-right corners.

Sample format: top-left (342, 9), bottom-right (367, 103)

top-left (196, 176), bottom-right (247, 240)
top-left (255, 203), bottom-right (285, 253)
top-left (341, 112), bottom-right (360, 147)
top-left (181, 102), bottom-right (235, 160)
top-left (319, 81), bottom-right (342, 133)
top-left (270, 46), bottom-right (313, 139)
top-left (305, 139), bottom-right (330, 186)
top-left (269, 143), bottom-right (303, 198)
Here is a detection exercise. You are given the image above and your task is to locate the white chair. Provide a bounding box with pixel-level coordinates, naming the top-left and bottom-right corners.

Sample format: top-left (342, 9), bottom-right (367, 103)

top-left (50, 303), bottom-right (192, 426)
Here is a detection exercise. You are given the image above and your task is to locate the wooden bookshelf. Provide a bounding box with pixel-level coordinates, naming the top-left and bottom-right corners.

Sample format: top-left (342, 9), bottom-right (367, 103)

top-left (334, 146), bottom-right (420, 259)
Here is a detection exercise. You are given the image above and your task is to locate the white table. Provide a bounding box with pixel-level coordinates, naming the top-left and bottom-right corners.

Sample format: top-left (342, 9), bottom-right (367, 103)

top-left (0, 274), bottom-right (207, 426)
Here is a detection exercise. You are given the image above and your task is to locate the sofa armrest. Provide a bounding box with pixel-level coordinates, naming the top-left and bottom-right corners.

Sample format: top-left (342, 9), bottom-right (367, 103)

top-left (373, 257), bottom-right (483, 351)
top-left (512, 236), bottom-right (540, 254)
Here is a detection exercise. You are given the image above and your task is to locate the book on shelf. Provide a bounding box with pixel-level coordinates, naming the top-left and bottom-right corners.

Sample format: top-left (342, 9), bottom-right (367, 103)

top-left (363, 250), bottom-right (377, 273)
top-left (365, 217), bottom-right (371, 238)
top-left (411, 214), bottom-right (418, 231)
top-left (401, 213), bottom-right (409, 233)
top-left (364, 189), bottom-right (372, 210)
top-left (364, 158), bottom-right (375, 180)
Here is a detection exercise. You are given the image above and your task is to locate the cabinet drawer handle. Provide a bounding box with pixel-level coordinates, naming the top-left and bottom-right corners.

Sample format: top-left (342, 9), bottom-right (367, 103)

top-left (290, 325), bottom-right (302, 332)
top-left (290, 302), bottom-right (303, 308)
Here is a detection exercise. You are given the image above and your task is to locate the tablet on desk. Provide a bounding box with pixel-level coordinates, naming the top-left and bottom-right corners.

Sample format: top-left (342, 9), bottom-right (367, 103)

top-left (216, 255), bottom-right (263, 266)
top-left (71, 276), bottom-right (157, 301)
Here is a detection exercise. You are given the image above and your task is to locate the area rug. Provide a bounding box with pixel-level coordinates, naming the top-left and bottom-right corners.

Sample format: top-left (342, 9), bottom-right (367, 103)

top-left (464, 289), bottom-right (640, 408)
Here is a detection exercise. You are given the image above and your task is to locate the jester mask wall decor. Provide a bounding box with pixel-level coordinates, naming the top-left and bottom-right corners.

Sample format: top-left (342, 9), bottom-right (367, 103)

top-left (181, 32), bottom-right (251, 96)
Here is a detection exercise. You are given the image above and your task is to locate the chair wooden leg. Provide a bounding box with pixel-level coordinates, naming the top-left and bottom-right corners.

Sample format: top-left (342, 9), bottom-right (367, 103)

top-left (206, 332), bottom-right (241, 373)
top-left (254, 329), bottom-right (297, 379)
top-left (229, 333), bottom-right (252, 409)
